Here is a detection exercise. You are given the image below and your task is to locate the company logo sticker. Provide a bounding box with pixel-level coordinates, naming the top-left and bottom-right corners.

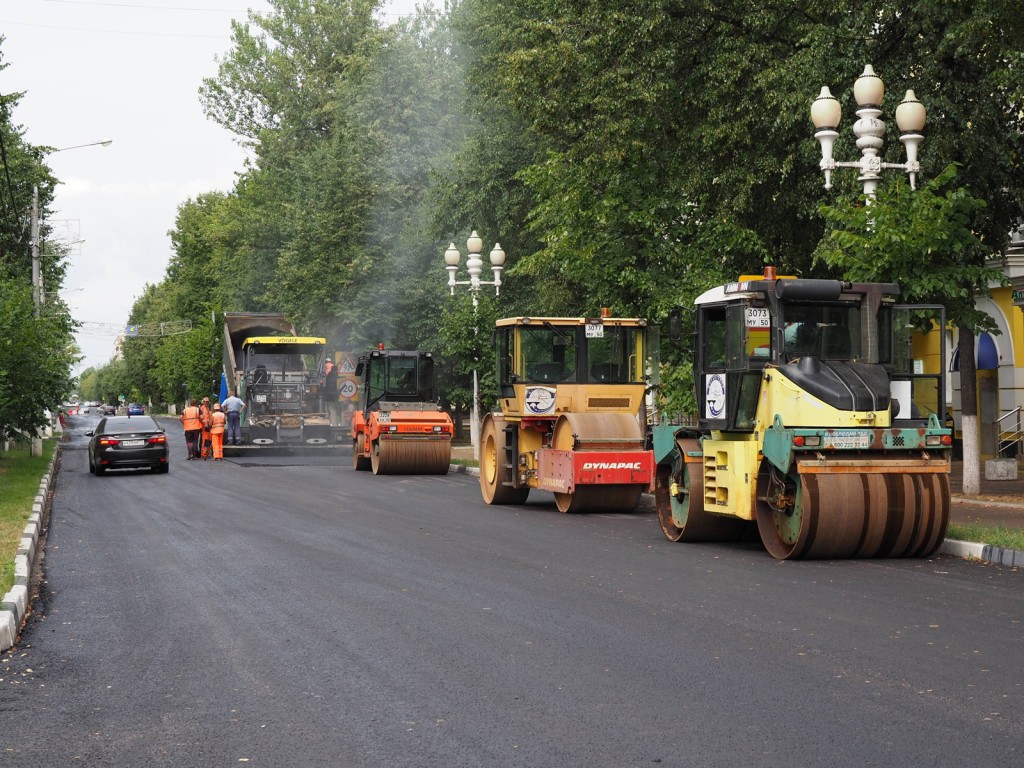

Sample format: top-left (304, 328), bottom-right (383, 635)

top-left (524, 387), bottom-right (557, 415)
top-left (705, 374), bottom-right (726, 419)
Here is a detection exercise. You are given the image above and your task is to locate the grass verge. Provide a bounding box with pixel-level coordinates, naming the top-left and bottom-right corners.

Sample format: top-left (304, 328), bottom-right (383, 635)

top-left (946, 523), bottom-right (1024, 553)
top-left (451, 458), bottom-right (479, 468)
top-left (0, 439), bottom-right (57, 596)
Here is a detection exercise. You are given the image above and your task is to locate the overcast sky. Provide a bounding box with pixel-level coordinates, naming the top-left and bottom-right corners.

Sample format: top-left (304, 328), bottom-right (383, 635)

top-left (1, 0), bottom-right (428, 376)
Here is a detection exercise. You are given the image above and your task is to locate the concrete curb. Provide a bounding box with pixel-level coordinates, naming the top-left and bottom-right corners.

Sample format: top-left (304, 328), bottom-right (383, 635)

top-left (1, 445), bottom-right (58, 653)
top-left (940, 538), bottom-right (1024, 566)
top-left (451, 464), bottom-right (1022, 566)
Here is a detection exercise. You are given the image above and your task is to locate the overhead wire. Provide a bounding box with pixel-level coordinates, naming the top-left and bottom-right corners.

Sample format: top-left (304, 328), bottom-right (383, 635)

top-left (0, 109), bottom-right (26, 235)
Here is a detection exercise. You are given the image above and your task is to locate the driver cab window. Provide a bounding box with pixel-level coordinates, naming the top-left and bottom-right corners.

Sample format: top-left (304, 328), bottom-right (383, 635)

top-left (702, 307), bottom-right (727, 371)
top-left (519, 326), bottom-right (578, 383)
top-left (389, 358), bottom-right (417, 395)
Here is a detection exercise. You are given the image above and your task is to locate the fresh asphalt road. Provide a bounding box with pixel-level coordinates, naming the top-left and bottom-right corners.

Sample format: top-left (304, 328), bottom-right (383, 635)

top-left (2, 416), bottom-right (1022, 767)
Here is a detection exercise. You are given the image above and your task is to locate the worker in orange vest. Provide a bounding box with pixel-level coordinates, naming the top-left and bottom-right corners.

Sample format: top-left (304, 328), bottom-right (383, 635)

top-left (180, 399), bottom-right (204, 460)
top-left (199, 397), bottom-right (213, 460)
top-left (209, 402), bottom-right (227, 460)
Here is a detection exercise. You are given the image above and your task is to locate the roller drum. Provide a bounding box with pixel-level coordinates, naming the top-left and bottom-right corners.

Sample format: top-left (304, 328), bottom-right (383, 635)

top-left (756, 465), bottom-right (950, 560)
top-left (480, 415), bottom-right (530, 505)
top-left (550, 412), bottom-right (646, 514)
top-left (371, 438), bottom-right (451, 475)
top-left (353, 434), bottom-right (370, 471)
top-left (554, 484), bottom-right (643, 514)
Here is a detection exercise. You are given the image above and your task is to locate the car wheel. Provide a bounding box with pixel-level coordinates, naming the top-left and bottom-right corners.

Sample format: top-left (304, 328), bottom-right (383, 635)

top-left (95, 465), bottom-right (106, 476)
top-left (88, 456), bottom-right (95, 475)
top-left (159, 463), bottom-right (170, 474)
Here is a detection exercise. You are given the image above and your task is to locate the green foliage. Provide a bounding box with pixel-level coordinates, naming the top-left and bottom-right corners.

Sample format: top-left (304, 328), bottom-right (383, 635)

top-left (0, 47), bottom-right (82, 434)
top-left (814, 165), bottom-right (1005, 333)
top-left (0, 438), bottom-right (58, 597)
top-left (0, 279), bottom-right (78, 438)
top-left (435, 291), bottom-right (499, 410)
top-left (78, 1), bottom-right (1024, 417)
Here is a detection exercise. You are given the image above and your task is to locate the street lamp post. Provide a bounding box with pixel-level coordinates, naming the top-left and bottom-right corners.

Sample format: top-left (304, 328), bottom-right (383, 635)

top-left (811, 65), bottom-right (926, 196)
top-left (27, 139), bottom-right (112, 455)
top-left (31, 140), bottom-right (112, 317)
top-left (443, 231), bottom-right (507, 459)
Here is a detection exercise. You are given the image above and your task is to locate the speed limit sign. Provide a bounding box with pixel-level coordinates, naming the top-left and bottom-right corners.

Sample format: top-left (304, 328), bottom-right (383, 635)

top-left (338, 378), bottom-right (358, 400)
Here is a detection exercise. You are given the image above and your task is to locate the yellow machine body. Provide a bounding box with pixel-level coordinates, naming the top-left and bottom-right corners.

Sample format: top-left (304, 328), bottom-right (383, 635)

top-left (653, 273), bottom-right (953, 559)
top-left (480, 315), bottom-right (657, 513)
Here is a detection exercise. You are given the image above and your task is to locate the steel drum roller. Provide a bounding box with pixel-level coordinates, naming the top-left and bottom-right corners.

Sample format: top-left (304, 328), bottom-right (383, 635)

top-left (550, 412), bottom-right (646, 514)
top-left (756, 464), bottom-right (950, 559)
top-left (371, 439), bottom-right (451, 475)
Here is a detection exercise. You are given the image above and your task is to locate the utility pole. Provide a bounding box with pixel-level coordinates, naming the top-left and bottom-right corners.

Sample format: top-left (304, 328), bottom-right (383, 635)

top-left (31, 185), bottom-right (41, 318)
top-left (29, 185), bottom-right (43, 455)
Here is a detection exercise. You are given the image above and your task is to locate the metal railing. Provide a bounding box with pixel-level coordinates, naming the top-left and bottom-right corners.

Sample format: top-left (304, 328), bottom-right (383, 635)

top-left (996, 406), bottom-right (1024, 458)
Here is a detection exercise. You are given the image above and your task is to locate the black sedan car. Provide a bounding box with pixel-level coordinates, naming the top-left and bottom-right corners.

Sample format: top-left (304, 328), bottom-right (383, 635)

top-left (87, 415), bottom-right (169, 475)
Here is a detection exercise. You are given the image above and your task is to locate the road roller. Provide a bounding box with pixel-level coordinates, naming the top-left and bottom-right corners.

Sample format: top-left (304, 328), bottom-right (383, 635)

top-left (350, 347), bottom-right (453, 475)
top-left (480, 312), bottom-right (657, 513)
top-left (653, 268), bottom-right (953, 559)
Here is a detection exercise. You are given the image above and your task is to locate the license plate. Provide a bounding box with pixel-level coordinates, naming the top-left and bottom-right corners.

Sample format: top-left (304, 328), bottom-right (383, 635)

top-left (122, 439), bottom-right (145, 447)
top-left (824, 432), bottom-right (872, 450)
top-left (377, 412), bottom-right (391, 423)
top-left (256, 394), bottom-right (267, 403)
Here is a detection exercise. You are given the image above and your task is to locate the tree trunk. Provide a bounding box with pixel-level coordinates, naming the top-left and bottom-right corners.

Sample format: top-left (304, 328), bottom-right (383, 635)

top-left (958, 327), bottom-right (980, 495)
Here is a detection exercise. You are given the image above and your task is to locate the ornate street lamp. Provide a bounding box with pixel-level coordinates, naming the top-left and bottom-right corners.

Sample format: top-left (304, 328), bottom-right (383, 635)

top-left (811, 65), bottom-right (926, 196)
top-left (443, 231), bottom-right (507, 458)
top-left (445, 231), bottom-right (505, 306)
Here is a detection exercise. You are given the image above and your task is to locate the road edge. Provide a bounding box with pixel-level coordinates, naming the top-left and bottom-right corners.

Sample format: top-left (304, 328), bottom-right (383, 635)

top-left (1, 445), bottom-right (58, 652)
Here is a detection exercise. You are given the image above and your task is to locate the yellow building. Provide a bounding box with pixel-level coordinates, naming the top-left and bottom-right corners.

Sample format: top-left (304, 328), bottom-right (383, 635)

top-left (948, 241), bottom-right (1024, 459)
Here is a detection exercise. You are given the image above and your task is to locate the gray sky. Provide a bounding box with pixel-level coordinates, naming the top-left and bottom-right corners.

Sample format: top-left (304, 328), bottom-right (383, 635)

top-left (1, 0), bottom-right (426, 377)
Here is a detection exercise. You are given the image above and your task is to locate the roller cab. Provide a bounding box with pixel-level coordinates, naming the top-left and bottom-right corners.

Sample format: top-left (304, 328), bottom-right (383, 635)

top-left (653, 270), bottom-right (953, 559)
top-left (480, 314), bottom-right (658, 513)
top-left (350, 348), bottom-right (453, 475)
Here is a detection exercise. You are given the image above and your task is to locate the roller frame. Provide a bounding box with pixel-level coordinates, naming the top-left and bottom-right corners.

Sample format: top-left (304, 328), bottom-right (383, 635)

top-left (654, 437), bottom-right (749, 542)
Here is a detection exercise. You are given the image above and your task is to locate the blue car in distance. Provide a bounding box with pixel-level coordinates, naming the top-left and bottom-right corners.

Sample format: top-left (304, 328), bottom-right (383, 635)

top-left (127, 403), bottom-right (146, 416)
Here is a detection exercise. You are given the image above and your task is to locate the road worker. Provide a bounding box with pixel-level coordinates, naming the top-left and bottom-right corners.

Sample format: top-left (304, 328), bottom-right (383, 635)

top-left (199, 396), bottom-right (213, 460)
top-left (221, 392), bottom-right (246, 445)
top-left (210, 402), bottom-right (227, 460)
top-left (180, 399), bottom-right (204, 460)
top-left (324, 357), bottom-right (339, 425)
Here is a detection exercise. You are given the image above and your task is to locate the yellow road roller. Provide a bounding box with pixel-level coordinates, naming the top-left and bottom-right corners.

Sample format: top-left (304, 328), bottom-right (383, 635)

top-left (351, 347), bottom-right (453, 475)
top-left (480, 312), bottom-right (657, 513)
top-left (653, 269), bottom-right (952, 559)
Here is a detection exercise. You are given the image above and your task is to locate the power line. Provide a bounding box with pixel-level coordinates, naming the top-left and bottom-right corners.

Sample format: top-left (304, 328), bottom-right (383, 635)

top-left (1, 20), bottom-right (231, 39)
top-left (40, 0), bottom-right (247, 12)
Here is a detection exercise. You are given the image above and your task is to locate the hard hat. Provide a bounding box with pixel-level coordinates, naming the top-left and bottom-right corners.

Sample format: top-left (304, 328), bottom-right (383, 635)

top-left (213, 403), bottom-right (221, 410)
top-left (203, 396), bottom-right (210, 401)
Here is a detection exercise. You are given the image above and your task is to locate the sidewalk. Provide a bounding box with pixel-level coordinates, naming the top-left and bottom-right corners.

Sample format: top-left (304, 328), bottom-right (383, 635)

top-left (949, 459), bottom-right (1024, 529)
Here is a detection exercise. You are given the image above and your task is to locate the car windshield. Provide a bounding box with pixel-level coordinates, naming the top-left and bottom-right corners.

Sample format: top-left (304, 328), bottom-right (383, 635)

top-left (100, 416), bottom-right (160, 434)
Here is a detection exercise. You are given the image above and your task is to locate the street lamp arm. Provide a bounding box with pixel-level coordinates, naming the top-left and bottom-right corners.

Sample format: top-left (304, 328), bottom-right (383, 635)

top-left (44, 139), bottom-right (113, 155)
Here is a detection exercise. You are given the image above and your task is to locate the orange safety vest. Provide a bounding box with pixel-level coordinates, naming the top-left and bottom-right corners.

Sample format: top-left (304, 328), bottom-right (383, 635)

top-left (210, 410), bottom-right (227, 434)
top-left (199, 404), bottom-right (212, 429)
top-left (181, 406), bottom-right (203, 431)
